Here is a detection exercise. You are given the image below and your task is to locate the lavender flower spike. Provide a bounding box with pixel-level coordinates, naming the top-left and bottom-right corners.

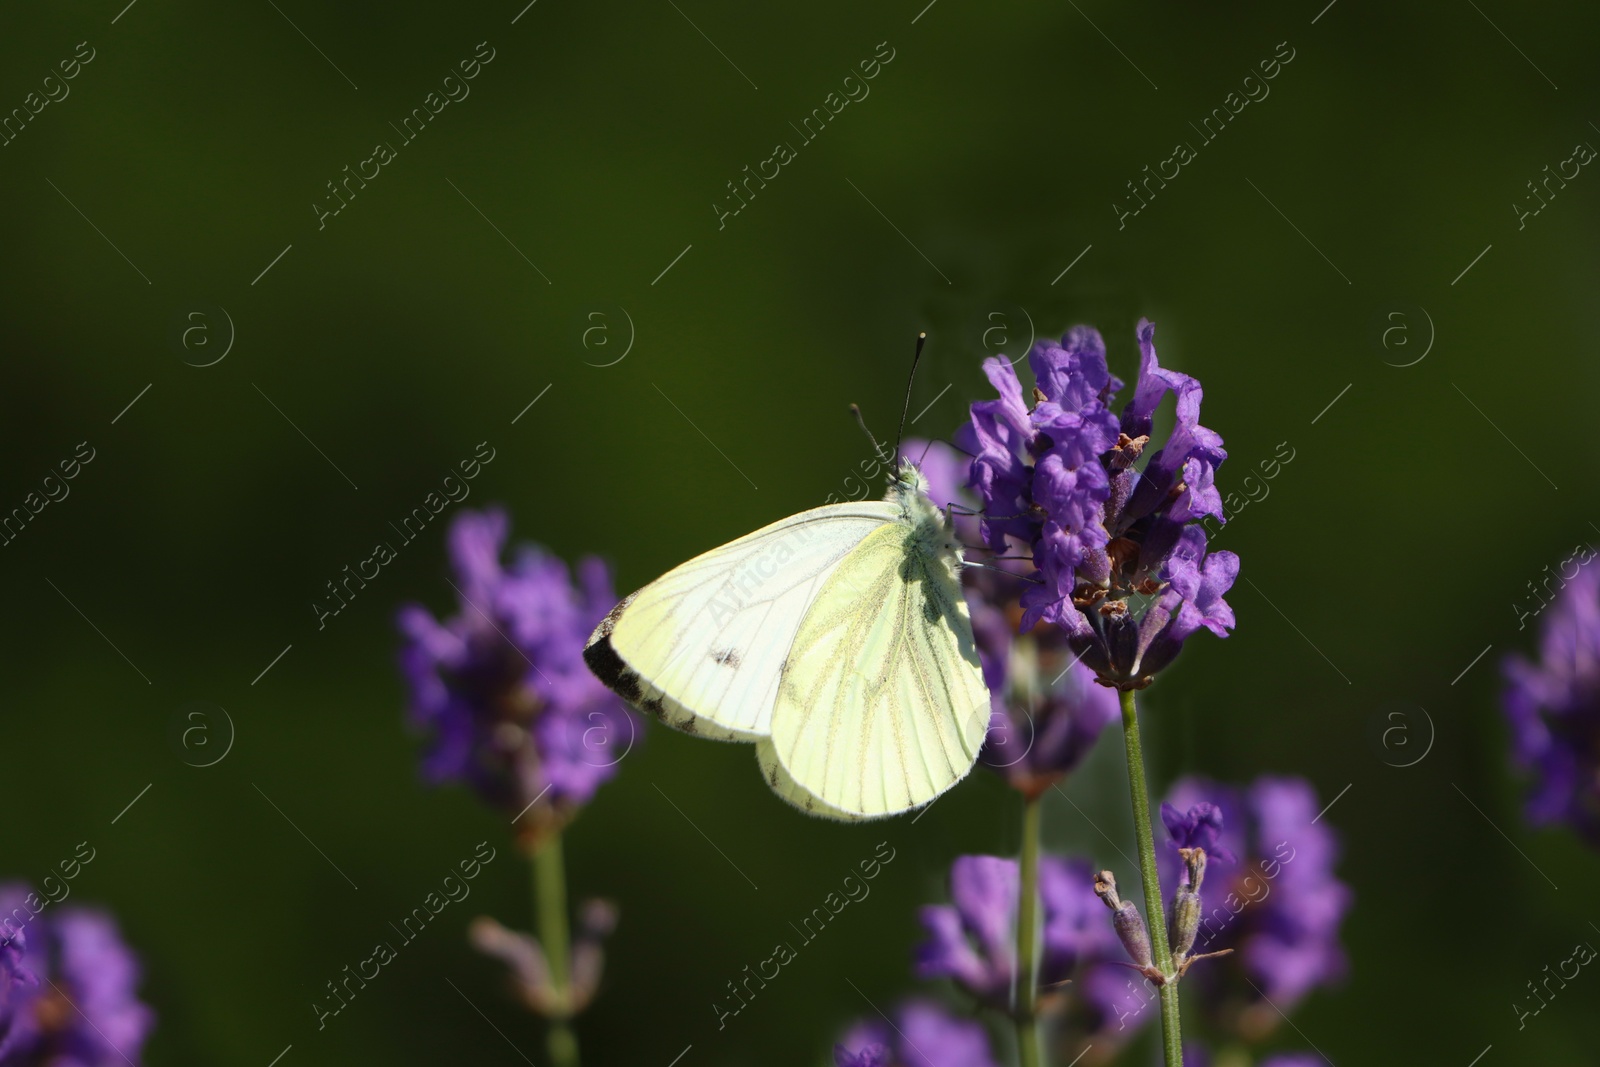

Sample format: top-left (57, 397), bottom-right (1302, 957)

top-left (956, 320), bottom-right (1239, 689)
top-left (397, 508), bottom-right (640, 848)
top-left (1159, 777), bottom-right (1352, 1041)
top-left (0, 884), bottom-right (155, 1067)
top-left (1502, 559), bottom-right (1600, 846)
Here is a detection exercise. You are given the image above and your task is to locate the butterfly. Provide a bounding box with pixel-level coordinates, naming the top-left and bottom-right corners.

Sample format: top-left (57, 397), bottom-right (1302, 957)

top-left (583, 457), bottom-right (990, 821)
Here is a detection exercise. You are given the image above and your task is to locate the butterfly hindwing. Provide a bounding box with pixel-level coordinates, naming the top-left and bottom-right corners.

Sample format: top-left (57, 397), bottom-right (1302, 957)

top-left (767, 521), bottom-right (990, 819)
top-left (584, 502), bottom-right (899, 740)
top-left (755, 738), bottom-right (865, 822)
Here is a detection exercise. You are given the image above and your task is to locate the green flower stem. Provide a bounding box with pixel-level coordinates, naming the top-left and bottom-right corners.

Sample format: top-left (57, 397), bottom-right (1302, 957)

top-left (533, 833), bottom-right (579, 1067)
top-left (1015, 793), bottom-right (1044, 1067)
top-left (1119, 687), bottom-right (1183, 1067)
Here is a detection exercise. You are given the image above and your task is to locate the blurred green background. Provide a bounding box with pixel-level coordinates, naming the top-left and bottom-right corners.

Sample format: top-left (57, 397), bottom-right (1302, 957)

top-left (2, 0), bottom-right (1597, 1063)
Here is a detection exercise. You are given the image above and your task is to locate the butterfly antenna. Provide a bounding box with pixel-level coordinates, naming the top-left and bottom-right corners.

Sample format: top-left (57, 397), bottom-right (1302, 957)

top-left (850, 403), bottom-right (892, 466)
top-left (892, 332), bottom-right (928, 465)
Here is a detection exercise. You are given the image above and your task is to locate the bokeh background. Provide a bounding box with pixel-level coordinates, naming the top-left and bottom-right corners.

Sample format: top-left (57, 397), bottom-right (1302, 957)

top-left (2, 0), bottom-right (1597, 1063)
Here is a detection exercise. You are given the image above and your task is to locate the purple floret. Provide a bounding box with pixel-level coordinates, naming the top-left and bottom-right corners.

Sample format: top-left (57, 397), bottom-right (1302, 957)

top-left (838, 999), bottom-right (999, 1067)
top-left (1161, 801), bottom-right (1237, 866)
top-left (1502, 559), bottom-right (1600, 846)
top-left (915, 855), bottom-right (1118, 1009)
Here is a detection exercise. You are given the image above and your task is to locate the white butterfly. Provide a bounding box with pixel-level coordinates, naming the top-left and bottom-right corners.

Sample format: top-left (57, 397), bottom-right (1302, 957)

top-left (583, 459), bottom-right (990, 820)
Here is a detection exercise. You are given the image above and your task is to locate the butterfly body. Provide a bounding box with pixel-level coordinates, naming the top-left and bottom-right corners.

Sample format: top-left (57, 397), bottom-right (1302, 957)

top-left (583, 461), bottom-right (989, 820)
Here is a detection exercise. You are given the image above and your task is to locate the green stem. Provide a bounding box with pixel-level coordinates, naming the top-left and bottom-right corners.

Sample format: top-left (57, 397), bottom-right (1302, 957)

top-left (533, 833), bottom-right (579, 1067)
top-left (1118, 688), bottom-right (1183, 1067)
top-left (1015, 793), bottom-right (1044, 1067)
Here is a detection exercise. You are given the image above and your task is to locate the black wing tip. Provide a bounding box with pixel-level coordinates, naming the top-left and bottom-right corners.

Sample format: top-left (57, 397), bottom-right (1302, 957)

top-left (583, 631), bottom-right (643, 705)
top-left (584, 591), bottom-right (643, 704)
top-left (587, 590), bottom-right (639, 646)
top-left (581, 595), bottom-right (708, 735)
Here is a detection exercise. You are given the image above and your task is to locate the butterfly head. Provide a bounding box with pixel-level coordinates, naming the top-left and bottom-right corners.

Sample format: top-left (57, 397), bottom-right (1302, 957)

top-left (889, 457), bottom-right (930, 497)
top-left (887, 458), bottom-right (963, 562)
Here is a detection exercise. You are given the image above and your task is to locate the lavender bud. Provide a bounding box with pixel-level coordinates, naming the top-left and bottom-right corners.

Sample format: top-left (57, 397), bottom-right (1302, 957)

top-left (469, 915), bottom-right (559, 1016)
top-left (1170, 886), bottom-right (1201, 961)
top-left (567, 898), bottom-right (619, 1014)
top-left (1168, 847), bottom-right (1207, 961)
top-left (1094, 870), bottom-right (1153, 969)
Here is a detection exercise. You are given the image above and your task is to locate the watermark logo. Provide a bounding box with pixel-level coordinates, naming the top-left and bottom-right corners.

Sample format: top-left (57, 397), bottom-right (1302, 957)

top-left (976, 304), bottom-right (1036, 367)
top-left (979, 705), bottom-right (1036, 769)
top-left (1366, 700), bottom-right (1434, 768)
top-left (170, 304), bottom-right (235, 367)
top-left (580, 306), bottom-right (634, 368)
top-left (577, 707), bottom-right (638, 769)
top-left (1374, 304), bottom-right (1433, 368)
top-left (169, 700), bottom-right (235, 767)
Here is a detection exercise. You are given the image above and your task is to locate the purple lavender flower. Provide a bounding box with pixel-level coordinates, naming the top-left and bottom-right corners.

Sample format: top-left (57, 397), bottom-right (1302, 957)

top-left (956, 320), bottom-right (1239, 689)
top-left (914, 856), bottom-right (1015, 1005)
top-left (0, 885), bottom-right (154, 1066)
top-left (1158, 777), bottom-right (1351, 1040)
top-left (909, 439), bottom-right (1120, 796)
top-left (0, 913), bottom-right (30, 1050)
top-left (0, 933), bottom-right (28, 1057)
top-left (837, 999), bottom-right (999, 1067)
top-left (1161, 801), bottom-right (1237, 865)
top-left (397, 508), bottom-right (639, 846)
top-left (1502, 560), bottom-right (1600, 845)
top-left (834, 1042), bottom-right (892, 1067)
top-left (915, 855), bottom-right (1116, 1009)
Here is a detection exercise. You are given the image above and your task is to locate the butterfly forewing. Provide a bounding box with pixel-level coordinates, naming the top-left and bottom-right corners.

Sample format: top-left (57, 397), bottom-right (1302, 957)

top-left (768, 521), bottom-right (990, 818)
top-left (586, 502), bottom-right (899, 740)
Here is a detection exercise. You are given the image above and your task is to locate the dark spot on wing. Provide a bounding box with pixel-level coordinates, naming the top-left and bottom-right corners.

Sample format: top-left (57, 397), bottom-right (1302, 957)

top-left (640, 696), bottom-right (666, 721)
top-left (710, 648), bottom-right (742, 668)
